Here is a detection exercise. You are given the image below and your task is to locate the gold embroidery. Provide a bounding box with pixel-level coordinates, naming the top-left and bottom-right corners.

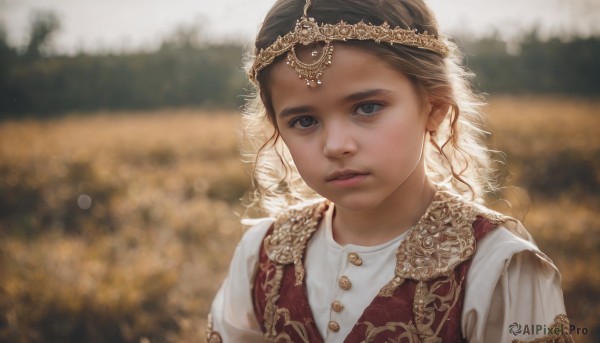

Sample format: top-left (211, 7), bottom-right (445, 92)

top-left (379, 276), bottom-right (405, 297)
top-left (413, 277), bottom-right (463, 341)
top-left (412, 281), bottom-right (431, 337)
top-left (361, 321), bottom-right (420, 343)
top-left (205, 314), bottom-right (223, 343)
top-left (380, 190), bottom-right (509, 294)
top-left (373, 190), bottom-right (510, 341)
top-left (396, 190), bottom-right (507, 280)
top-left (264, 200), bottom-right (329, 285)
top-left (263, 264), bottom-right (285, 341)
top-left (261, 190), bottom-right (511, 342)
top-left (360, 277), bottom-right (463, 342)
top-left (261, 201), bottom-right (330, 342)
top-left (270, 307), bottom-right (311, 343)
top-left (511, 314), bottom-right (574, 343)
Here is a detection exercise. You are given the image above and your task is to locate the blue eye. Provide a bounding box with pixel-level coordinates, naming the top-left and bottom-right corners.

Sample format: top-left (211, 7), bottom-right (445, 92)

top-left (289, 116), bottom-right (317, 129)
top-left (356, 103), bottom-right (383, 116)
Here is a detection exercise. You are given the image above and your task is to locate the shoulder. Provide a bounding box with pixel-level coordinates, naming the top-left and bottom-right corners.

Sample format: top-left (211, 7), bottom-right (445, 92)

top-left (434, 190), bottom-right (539, 250)
top-left (470, 222), bottom-right (558, 279)
top-left (392, 190), bottom-right (511, 281)
top-left (423, 189), bottom-right (512, 240)
top-left (229, 217), bottom-right (275, 273)
top-left (462, 223), bottom-right (567, 343)
top-left (239, 217), bottom-right (275, 247)
top-left (236, 199), bottom-right (330, 266)
top-left (459, 192), bottom-right (559, 278)
top-left (263, 199), bottom-right (330, 265)
top-left (464, 221), bottom-right (562, 326)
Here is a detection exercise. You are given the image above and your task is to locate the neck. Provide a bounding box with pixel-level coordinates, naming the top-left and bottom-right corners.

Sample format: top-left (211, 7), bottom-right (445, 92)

top-left (331, 165), bottom-right (436, 247)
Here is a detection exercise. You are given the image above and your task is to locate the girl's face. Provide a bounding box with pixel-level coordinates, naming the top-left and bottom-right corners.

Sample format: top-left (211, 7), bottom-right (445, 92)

top-left (269, 44), bottom-right (443, 211)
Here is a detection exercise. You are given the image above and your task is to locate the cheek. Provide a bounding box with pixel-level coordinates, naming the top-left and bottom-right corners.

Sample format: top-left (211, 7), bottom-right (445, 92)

top-left (282, 137), bottom-right (320, 176)
top-left (370, 118), bottom-right (425, 162)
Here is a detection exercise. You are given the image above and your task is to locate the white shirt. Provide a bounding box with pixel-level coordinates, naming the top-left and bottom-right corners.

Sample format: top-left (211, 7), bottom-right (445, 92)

top-left (209, 204), bottom-right (568, 342)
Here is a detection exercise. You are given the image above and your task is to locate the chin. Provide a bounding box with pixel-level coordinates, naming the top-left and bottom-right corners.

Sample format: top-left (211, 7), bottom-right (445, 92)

top-left (325, 192), bottom-right (383, 212)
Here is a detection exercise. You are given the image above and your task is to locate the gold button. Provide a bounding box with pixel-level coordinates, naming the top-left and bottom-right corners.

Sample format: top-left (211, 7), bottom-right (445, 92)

top-left (331, 301), bottom-right (344, 312)
top-left (328, 321), bottom-right (340, 332)
top-left (338, 276), bottom-right (352, 290)
top-left (348, 252), bottom-right (362, 266)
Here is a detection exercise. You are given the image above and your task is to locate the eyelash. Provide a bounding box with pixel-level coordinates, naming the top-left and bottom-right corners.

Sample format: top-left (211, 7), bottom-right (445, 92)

top-left (354, 102), bottom-right (384, 117)
top-left (287, 102), bottom-right (385, 129)
top-left (288, 116), bottom-right (317, 129)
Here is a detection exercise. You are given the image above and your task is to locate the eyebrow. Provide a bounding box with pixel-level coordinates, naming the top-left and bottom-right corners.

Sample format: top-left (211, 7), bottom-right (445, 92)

top-left (277, 88), bottom-right (392, 119)
top-left (278, 105), bottom-right (316, 119)
top-left (342, 88), bottom-right (392, 103)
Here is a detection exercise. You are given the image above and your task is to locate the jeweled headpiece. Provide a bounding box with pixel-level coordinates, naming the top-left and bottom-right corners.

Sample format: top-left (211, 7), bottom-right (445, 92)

top-left (248, 0), bottom-right (449, 87)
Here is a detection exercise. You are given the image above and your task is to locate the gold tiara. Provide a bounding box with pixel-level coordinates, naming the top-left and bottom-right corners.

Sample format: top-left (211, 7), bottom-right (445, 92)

top-left (248, 1), bottom-right (449, 87)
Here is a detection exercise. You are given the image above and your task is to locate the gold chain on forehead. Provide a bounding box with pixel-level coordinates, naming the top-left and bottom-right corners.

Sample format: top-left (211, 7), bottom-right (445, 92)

top-left (249, 0), bottom-right (449, 87)
top-left (303, 0), bottom-right (311, 16)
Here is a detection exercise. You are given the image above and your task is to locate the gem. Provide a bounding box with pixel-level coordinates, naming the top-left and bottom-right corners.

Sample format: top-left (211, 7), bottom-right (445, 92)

top-left (424, 237), bottom-right (434, 248)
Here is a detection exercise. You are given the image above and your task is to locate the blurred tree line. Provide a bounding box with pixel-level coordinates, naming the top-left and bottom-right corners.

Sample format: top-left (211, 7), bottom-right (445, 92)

top-left (0, 11), bottom-right (247, 119)
top-left (1, 12), bottom-right (599, 118)
top-left (462, 31), bottom-right (600, 96)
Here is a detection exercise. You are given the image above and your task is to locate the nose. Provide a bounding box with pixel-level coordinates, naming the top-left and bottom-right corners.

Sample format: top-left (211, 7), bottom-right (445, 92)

top-left (322, 122), bottom-right (357, 159)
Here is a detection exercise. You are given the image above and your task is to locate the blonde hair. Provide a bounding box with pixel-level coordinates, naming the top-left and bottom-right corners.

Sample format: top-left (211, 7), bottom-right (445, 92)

top-left (241, 0), bottom-right (497, 218)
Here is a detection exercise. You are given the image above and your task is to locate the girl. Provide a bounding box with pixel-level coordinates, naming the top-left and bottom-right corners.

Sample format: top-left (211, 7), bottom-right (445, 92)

top-left (207, 0), bottom-right (573, 342)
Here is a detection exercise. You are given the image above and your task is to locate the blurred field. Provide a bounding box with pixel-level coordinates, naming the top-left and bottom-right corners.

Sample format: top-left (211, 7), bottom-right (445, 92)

top-left (0, 97), bottom-right (599, 342)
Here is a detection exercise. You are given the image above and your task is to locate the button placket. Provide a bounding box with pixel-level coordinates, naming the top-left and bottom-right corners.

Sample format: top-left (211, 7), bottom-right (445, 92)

top-left (328, 250), bottom-right (361, 335)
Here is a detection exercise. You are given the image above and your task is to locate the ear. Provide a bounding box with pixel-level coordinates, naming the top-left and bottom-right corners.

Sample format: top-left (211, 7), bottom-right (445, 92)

top-left (425, 102), bottom-right (450, 132)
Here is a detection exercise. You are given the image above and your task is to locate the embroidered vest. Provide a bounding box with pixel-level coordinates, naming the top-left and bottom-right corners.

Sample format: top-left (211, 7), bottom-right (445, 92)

top-left (252, 191), bottom-right (509, 343)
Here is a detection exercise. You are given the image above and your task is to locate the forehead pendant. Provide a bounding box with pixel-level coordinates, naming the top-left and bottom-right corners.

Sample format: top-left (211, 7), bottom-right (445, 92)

top-left (286, 16), bottom-right (334, 87)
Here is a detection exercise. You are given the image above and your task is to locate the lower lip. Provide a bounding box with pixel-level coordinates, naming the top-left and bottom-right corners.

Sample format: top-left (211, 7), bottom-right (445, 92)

top-left (328, 174), bottom-right (368, 188)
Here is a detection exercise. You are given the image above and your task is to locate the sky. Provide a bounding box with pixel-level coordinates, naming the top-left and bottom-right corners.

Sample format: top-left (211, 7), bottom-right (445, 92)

top-left (1, 0), bottom-right (599, 54)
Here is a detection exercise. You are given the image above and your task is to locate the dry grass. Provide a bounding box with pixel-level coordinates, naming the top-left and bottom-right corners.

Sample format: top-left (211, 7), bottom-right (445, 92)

top-left (0, 109), bottom-right (248, 342)
top-left (486, 96), bottom-right (600, 155)
top-left (0, 98), bottom-right (598, 342)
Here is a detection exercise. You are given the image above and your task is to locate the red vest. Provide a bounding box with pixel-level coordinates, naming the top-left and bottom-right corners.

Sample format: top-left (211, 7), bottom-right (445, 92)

top-left (252, 191), bottom-right (508, 343)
